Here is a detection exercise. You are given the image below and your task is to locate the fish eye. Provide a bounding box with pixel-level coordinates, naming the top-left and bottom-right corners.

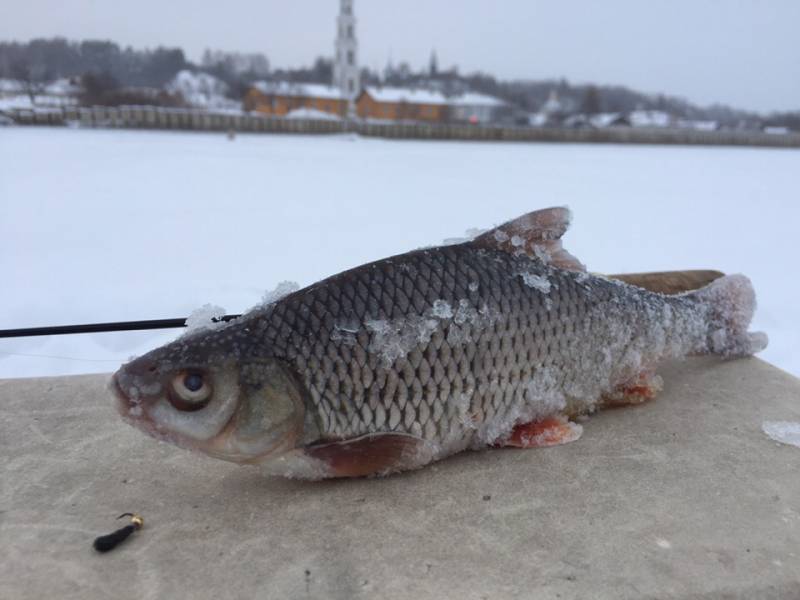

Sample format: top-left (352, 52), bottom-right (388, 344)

top-left (168, 370), bottom-right (212, 412)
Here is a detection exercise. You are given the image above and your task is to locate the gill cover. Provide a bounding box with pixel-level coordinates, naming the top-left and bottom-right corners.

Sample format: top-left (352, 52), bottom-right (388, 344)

top-left (212, 359), bottom-right (310, 464)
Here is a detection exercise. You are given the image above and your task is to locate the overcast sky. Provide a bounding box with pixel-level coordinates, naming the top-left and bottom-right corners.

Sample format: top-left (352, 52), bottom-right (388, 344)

top-left (2, 0), bottom-right (799, 113)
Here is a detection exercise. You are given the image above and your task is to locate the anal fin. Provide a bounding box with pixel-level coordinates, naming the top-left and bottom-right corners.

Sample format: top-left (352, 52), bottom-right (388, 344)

top-left (500, 415), bottom-right (583, 449)
top-left (602, 373), bottom-right (664, 408)
top-left (305, 433), bottom-right (429, 478)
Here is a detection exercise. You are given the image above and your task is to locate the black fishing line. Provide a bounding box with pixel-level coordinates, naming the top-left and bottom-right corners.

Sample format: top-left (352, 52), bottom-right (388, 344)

top-left (93, 513), bottom-right (144, 553)
top-left (0, 315), bottom-right (241, 339)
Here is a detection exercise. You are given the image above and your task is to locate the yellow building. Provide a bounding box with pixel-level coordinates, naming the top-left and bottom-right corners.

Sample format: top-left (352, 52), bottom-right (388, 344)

top-left (244, 82), bottom-right (348, 118)
top-left (355, 87), bottom-right (449, 123)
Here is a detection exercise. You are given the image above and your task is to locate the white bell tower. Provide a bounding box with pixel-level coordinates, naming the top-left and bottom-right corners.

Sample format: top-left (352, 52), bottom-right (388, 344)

top-left (333, 0), bottom-right (360, 102)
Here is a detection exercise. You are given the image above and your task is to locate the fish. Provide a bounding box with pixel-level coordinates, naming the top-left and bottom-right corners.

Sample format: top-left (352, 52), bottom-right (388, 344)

top-left (111, 207), bottom-right (768, 479)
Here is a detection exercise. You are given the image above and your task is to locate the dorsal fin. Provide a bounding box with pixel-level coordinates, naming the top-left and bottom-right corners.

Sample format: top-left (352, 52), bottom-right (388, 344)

top-left (608, 270), bottom-right (724, 295)
top-left (471, 207), bottom-right (586, 272)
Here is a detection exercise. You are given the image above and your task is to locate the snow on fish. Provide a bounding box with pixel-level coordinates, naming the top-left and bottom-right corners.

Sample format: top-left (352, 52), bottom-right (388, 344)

top-left (110, 207), bottom-right (768, 479)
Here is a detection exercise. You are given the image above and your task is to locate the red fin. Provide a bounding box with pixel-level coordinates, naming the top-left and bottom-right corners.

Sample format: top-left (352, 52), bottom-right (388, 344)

top-left (500, 415), bottom-right (583, 449)
top-left (472, 207), bottom-right (586, 272)
top-left (603, 373), bottom-right (664, 407)
top-left (608, 270), bottom-right (724, 295)
top-left (305, 433), bottom-right (428, 478)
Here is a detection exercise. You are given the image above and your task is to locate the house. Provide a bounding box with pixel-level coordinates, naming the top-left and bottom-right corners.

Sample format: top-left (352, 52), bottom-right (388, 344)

top-left (590, 112), bottom-right (631, 128)
top-left (356, 87), bottom-right (449, 122)
top-left (676, 119), bottom-right (720, 131)
top-left (527, 90), bottom-right (567, 127)
top-left (244, 81), bottom-right (513, 124)
top-left (628, 109), bottom-right (673, 128)
top-left (562, 114), bottom-right (593, 129)
top-left (448, 92), bottom-right (510, 124)
top-left (244, 82), bottom-right (349, 117)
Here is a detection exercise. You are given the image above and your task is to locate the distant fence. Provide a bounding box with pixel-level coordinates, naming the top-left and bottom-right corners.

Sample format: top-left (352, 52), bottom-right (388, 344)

top-left (4, 105), bottom-right (800, 149)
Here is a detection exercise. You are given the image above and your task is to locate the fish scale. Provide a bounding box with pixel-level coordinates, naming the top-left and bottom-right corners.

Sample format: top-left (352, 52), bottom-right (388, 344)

top-left (250, 245), bottom-right (622, 442)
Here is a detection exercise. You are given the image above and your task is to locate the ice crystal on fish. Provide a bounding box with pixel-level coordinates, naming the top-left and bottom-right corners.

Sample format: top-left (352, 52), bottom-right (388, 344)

top-left (533, 245), bottom-right (551, 263)
top-left (261, 281), bottom-right (300, 305)
top-left (432, 299), bottom-right (454, 319)
top-left (366, 298), bottom-right (497, 365)
top-left (366, 317), bottom-right (440, 365)
top-left (184, 304), bottom-right (227, 333)
top-left (330, 323), bottom-right (359, 346)
top-left (453, 299), bottom-right (477, 325)
top-left (493, 229), bottom-right (510, 243)
top-left (520, 272), bottom-right (552, 294)
top-left (442, 227), bottom-right (489, 246)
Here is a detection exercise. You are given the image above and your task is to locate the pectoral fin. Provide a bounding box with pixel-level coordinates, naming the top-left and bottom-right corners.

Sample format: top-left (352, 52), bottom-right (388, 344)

top-left (304, 433), bottom-right (431, 477)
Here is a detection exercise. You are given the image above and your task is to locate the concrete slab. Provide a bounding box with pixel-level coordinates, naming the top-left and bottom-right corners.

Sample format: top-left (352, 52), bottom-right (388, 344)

top-left (1, 357), bottom-right (799, 600)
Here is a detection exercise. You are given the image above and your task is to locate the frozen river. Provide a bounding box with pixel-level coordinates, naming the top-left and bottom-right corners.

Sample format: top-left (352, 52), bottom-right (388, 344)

top-left (1, 126), bottom-right (798, 378)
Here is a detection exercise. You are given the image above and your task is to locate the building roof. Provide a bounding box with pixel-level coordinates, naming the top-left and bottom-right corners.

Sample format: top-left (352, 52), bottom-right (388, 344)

top-left (363, 87), bottom-right (506, 108)
top-left (252, 81), bottom-right (343, 100)
top-left (363, 86), bottom-right (450, 105)
top-left (628, 109), bottom-right (672, 128)
top-left (449, 92), bottom-right (506, 107)
top-left (250, 82), bottom-right (507, 109)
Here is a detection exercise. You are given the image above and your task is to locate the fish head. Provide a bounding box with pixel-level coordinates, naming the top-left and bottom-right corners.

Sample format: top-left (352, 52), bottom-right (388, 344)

top-left (110, 329), bottom-right (306, 464)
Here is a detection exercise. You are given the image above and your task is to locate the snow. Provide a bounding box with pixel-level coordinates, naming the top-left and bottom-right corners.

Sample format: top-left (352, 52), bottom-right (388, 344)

top-left (0, 94), bottom-right (77, 111)
top-left (364, 86), bottom-right (449, 105)
top-left (629, 110), bottom-right (673, 128)
top-left (591, 113), bottom-right (623, 128)
top-left (450, 92), bottom-right (506, 107)
top-left (285, 108), bottom-right (341, 121)
top-left (184, 303), bottom-right (227, 334)
top-left (252, 81), bottom-right (342, 100)
top-left (762, 421), bottom-right (800, 447)
top-left (44, 78), bottom-right (81, 96)
top-left (519, 272), bottom-right (552, 294)
top-left (0, 127), bottom-right (798, 379)
top-left (0, 79), bottom-right (24, 93)
top-left (431, 300), bottom-right (454, 319)
top-left (677, 119), bottom-right (719, 131)
top-left (166, 70), bottom-right (238, 110)
top-left (260, 281), bottom-right (300, 306)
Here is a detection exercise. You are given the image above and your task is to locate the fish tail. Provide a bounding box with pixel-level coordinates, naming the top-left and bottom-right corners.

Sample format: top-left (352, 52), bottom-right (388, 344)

top-left (688, 274), bottom-right (768, 357)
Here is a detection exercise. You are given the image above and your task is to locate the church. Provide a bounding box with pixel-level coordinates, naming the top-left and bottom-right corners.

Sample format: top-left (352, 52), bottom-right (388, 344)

top-left (243, 0), bottom-right (509, 124)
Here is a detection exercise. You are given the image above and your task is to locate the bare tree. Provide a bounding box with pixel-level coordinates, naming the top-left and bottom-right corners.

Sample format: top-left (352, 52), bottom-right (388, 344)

top-left (581, 85), bottom-right (601, 115)
top-left (11, 60), bottom-right (51, 104)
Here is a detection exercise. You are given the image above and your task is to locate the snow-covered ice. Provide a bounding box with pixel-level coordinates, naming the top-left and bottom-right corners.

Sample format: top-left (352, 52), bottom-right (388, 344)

top-left (0, 127), bottom-right (798, 378)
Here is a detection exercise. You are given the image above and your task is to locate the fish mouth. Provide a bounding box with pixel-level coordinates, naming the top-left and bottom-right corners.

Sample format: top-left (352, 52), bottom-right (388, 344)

top-left (108, 372), bottom-right (168, 442)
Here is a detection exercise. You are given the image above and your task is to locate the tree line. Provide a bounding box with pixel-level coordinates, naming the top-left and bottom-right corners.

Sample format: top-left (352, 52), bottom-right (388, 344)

top-left (1, 37), bottom-right (796, 129)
